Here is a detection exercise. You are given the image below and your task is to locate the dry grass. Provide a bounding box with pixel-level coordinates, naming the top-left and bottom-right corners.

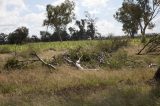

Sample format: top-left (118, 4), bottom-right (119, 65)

top-left (0, 40), bottom-right (160, 106)
top-left (0, 65), bottom-right (156, 106)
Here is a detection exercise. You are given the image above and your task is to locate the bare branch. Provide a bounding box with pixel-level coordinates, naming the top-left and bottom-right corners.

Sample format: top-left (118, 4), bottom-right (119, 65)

top-left (32, 52), bottom-right (56, 69)
top-left (64, 55), bottom-right (99, 71)
top-left (64, 56), bottom-right (84, 70)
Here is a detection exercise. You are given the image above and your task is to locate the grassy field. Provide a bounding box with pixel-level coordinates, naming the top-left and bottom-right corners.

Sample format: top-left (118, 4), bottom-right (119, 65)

top-left (0, 40), bottom-right (100, 52)
top-left (0, 39), bottom-right (160, 106)
top-left (0, 39), bottom-right (141, 53)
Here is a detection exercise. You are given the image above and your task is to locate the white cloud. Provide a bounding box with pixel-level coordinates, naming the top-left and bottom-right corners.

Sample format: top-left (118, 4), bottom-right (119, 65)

top-left (96, 20), bottom-right (123, 36)
top-left (0, 0), bottom-right (46, 36)
top-left (0, 0), bottom-right (27, 33)
top-left (81, 0), bottom-right (109, 8)
top-left (7, 0), bottom-right (26, 9)
top-left (36, 4), bottom-right (46, 11)
top-left (52, 0), bottom-right (65, 6)
top-left (89, 10), bottom-right (100, 15)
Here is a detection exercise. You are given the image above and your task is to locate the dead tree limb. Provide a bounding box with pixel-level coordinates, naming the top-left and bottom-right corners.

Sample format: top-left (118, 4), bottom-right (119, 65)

top-left (18, 59), bottom-right (39, 63)
top-left (32, 52), bottom-right (56, 69)
top-left (64, 56), bottom-right (98, 71)
top-left (137, 35), bottom-right (158, 55)
top-left (64, 56), bottom-right (84, 70)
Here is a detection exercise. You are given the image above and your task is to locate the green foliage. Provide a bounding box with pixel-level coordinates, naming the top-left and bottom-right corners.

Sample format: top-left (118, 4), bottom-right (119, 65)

top-left (0, 33), bottom-right (8, 44)
top-left (114, 0), bottom-right (160, 37)
top-left (4, 58), bottom-right (22, 70)
top-left (106, 50), bottom-right (128, 69)
top-left (110, 38), bottom-right (129, 51)
top-left (44, 0), bottom-right (75, 41)
top-left (96, 38), bottom-right (129, 53)
top-left (67, 39), bottom-right (129, 69)
top-left (68, 46), bottom-right (97, 62)
top-left (114, 1), bottom-right (139, 38)
top-left (70, 12), bottom-right (97, 40)
top-left (8, 26), bottom-right (29, 44)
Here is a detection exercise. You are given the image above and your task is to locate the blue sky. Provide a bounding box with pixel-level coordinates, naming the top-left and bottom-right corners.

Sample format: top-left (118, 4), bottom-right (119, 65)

top-left (0, 0), bottom-right (160, 37)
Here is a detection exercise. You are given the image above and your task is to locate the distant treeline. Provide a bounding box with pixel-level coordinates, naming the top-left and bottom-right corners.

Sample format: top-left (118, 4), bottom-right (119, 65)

top-left (0, 26), bottom-right (159, 45)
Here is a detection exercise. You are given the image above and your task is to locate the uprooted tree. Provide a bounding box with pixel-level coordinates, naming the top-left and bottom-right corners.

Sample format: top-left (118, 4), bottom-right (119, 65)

top-left (137, 34), bottom-right (160, 55)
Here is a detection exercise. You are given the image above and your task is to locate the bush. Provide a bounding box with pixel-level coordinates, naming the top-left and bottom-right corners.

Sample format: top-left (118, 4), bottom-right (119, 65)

top-left (67, 46), bottom-right (99, 68)
top-left (4, 58), bottom-right (23, 70)
top-left (67, 40), bottom-right (130, 69)
top-left (106, 50), bottom-right (128, 69)
top-left (96, 38), bottom-right (129, 53)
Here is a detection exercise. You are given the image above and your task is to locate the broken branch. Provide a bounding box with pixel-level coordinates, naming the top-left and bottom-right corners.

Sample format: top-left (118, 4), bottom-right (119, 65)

top-left (32, 52), bottom-right (56, 69)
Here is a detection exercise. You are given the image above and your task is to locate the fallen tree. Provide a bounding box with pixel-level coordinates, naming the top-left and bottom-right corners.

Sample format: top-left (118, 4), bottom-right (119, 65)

top-left (31, 51), bottom-right (56, 70)
top-left (137, 34), bottom-right (160, 55)
top-left (64, 55), bottom-right (99, 71)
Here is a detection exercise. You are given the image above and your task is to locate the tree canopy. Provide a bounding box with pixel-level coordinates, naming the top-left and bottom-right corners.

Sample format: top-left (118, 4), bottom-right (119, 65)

top-left (43, 0), bottom-right (75, 41)
top-left (8, 27), bottom-right (29, 44)
top-left (114, 0), bottom-right (160, 38)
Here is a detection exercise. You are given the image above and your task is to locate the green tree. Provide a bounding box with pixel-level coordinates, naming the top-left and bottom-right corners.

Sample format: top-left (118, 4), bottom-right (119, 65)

top-left (114, 0), bottom-right (160, 38)
top-left (114, 2), bottom-right (139, 38)
top-left (69, 12), bottom-right (97, 40)
top-left (8, 27), bottom-right (29, 44)
top-left (40, 31), bottom-right (52, 42)
top-left (0, 33), bottom-right (8, 44)
top-left (75, 19), bottom-right (87, 39)
top-left (85, 11), bottom-right (97, 39)
top-left (43, 0), bottom-right (75, 41)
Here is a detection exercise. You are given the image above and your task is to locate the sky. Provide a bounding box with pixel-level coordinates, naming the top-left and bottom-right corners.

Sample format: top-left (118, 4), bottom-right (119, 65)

top-left (0, 0), bottom-right (160, 37)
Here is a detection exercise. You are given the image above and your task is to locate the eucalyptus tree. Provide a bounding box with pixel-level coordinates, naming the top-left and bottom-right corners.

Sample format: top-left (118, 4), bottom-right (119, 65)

top-left (43, 0), bottom-right (75, 41)
top-left (114, 0), bottom-right (160, 38)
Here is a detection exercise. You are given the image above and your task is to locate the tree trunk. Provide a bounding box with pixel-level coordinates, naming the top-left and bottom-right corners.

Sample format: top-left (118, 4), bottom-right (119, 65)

top-left (141, 30), bottom-right (146, 43)
top-left (59, 34), bottom-right (62, 42)
top-left (58, 30), bottom-right (63, 42)
top-left (130, 32), bottom-right (135, 38)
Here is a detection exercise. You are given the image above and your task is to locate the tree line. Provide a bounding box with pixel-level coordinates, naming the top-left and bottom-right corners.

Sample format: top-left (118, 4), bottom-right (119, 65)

top-left (0, 0), bottom-right (160, 44)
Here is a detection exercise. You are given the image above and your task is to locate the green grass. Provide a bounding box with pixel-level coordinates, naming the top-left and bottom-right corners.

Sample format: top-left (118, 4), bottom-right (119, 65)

top-left (0, 39), bottom-right (142, 53)
top-left (0, 40), bottom-right (101, 52)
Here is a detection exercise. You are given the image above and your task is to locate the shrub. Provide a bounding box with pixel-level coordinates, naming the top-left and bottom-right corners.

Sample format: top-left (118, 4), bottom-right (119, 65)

top-left (67, 46), bottom-right (99, 68)
top-left (4, 58), bottom-right (23, 70)
top-left (111, 38), bottom-right (129, 51)
top-left (68, 46), bottom-right (97, 62)
top-left (106, 50), bottom-right (128, 69)
top-left (96, 38), bottom-right (129, 53)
